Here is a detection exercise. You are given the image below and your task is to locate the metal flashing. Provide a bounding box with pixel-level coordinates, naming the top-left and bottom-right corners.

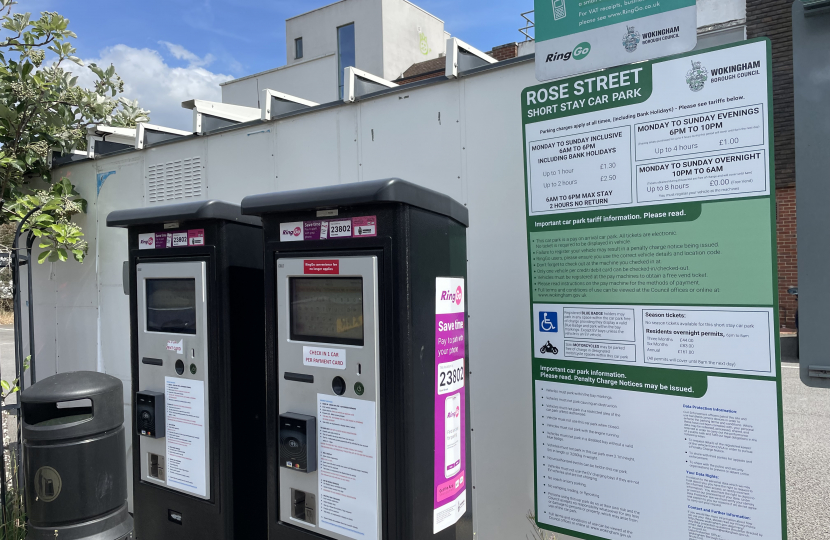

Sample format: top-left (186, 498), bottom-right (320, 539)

top-left (240, 178), bottom-right (469, 226)
top-left (50, 54), bottom-right (534, 167)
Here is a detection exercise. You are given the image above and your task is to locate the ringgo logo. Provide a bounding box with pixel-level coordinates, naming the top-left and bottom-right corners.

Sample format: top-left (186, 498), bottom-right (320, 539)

top-left (572, 42), bottom-right (591, 60)
top-left (138, 233), bottom-right (155, 250)
top-left (280, 222), bottom-right (304, 242)
top-left (440, 286), bottom-right (463, 306)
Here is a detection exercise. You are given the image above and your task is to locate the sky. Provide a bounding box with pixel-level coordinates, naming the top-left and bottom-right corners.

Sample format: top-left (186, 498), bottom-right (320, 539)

top-left (17, 0), bottom-right (533, 130)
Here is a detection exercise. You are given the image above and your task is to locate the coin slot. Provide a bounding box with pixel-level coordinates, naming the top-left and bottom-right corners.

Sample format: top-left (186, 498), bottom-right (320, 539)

top-left (175, 360), bottom-right (184, 375)
top-left (358, 363), bottom-right (361, 375)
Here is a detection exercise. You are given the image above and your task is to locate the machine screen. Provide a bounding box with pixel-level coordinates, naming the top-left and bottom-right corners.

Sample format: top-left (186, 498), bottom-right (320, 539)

top-left (290, 277), bottom-right (364, 345)
top-left (146, 279), bottom-right (197, 334)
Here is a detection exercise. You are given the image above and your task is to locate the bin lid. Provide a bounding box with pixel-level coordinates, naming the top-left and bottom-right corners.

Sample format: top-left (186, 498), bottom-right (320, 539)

top-left (21, 372), bottom-right (124, 440)
top-left (240, 178), bottom-right (469, 227)
top-left (107, 199), bottom-right (261, 228)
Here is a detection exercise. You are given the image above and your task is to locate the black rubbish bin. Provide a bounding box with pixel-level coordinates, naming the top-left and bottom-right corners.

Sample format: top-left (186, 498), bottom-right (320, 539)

top-left (21, 372), bottom-right (133, 540)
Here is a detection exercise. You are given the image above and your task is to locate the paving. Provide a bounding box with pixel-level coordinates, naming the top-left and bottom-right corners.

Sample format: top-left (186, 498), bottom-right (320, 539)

top-left (782, 358), bottom-right (830, 539)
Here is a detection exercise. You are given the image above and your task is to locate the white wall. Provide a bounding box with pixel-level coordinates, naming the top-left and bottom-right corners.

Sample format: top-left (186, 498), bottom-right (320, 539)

top-left (53, 56), bottom-right (573, 540)
top-left (50, 1), bottom-right (750, 529)
top-left (228, 55), bottom-right (339, 107)
top-left (286, 0), bottom-right (384, 76)
top-left (381, 0), bottom-right (446, 79)
top-left (698, 0), bottom-right (746, 28)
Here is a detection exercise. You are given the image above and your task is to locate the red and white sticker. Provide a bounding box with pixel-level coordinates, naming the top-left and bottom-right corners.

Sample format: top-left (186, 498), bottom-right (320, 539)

top-left (304, 260), bottom-right (339, 274)
top-left (303, 346), bottom-right (346, 370)
top-left (188, 229), bottom-right (205, 246)
top-left (138, 233), bottom-right (155, 250)
top-left (280, 221), bottom-right (304, 242)
top-left (167, 339), bottom-right (183, 354)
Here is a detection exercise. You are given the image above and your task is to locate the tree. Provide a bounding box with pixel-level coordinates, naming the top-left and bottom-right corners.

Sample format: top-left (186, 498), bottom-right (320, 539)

top-left (0, 0), bottom-right (149, 262)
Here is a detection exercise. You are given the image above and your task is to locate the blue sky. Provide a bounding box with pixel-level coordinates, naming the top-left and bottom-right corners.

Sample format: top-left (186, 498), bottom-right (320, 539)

top-left (19, 0), bottom-right (532, 129)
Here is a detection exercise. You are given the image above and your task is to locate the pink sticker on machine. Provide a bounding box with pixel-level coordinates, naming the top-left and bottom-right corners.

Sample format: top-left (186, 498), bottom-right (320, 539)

top-left (352, 216), bottom-right (377, 237)
top-left (187, 229), bottom-right (205, 246)
top-left (433, 278), bottom-right (467, 534)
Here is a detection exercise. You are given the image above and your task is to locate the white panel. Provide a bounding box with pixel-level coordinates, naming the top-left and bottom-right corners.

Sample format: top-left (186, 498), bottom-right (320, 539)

top-left (99, 285), bottom-right (131, 381)
top-left (96, 155), bottom-right (144, 288)
top-left (205, 126), bottom-right (276, 203)
top-left (358, 84), bottom-right (464, 202)
top-left (254, 55), bottom-right (339, 105)
top-left (221, 77), bottom-right (259, 108)
top-left (276, 109), bottom-right (355, 190)
top-left (56, 306), bottom-right (98, 372)
top-left (462, 63), bottom-right (579, 540)
top-left (697, 0), bottom-right (745, 28)
top-left (144, 138), bottom-right (208, 207)
top-left (29, 300), bottom-right (57, 384)
top-left (17, 258), bottom-right (57, 385)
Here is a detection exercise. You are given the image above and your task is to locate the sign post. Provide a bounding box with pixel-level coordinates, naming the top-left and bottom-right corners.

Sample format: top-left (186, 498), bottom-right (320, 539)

top-left (522, 39), bottom-right (786, 539)
top-left (534, 0), bottom-right (698, 81)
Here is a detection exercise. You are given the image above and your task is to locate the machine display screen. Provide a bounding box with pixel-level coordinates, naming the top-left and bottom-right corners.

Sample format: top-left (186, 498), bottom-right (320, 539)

top-left (290, 278), bottom-right (364, 346)
top-left (146, 279), bottom-right (197, 335)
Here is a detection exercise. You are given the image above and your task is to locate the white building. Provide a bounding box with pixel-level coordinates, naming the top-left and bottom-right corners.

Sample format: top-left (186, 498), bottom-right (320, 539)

top-left (31, 1), bottom-right (750, 539)
top-left (221, 0), bottom-right (449, 107)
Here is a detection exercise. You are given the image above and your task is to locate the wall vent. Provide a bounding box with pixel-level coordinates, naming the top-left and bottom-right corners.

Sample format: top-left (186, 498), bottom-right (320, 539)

top-left (147, 157), bottom-right (203, 203)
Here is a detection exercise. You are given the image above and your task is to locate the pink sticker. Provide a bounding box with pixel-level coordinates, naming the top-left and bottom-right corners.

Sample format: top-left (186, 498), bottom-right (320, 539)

top-left (352, 216), bottom-right (377, 237)
top-left (188, 229), bottom-right (205, 246)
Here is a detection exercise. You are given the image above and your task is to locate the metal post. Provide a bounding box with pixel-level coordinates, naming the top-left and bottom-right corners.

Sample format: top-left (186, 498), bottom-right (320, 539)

top-left (26, 234), bottom-right (35, 385)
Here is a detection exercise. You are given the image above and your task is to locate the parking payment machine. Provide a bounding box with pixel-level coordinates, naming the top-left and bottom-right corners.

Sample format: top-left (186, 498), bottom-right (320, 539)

top-left (241, 179), bottom-right (472, 540)
top-left (107, 200), bottom-right (266, 540)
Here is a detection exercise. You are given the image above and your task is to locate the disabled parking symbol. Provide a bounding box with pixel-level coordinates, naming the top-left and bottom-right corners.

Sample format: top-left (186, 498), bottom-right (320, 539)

top-left (539, 312), bottom-right (558, 333)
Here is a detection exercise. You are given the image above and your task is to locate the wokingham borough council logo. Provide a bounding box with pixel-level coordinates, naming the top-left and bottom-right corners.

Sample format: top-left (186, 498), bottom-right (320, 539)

top-left (622, 26), bottom-right (640, 53)
top-left (686, 60), bottom-right (708, 92)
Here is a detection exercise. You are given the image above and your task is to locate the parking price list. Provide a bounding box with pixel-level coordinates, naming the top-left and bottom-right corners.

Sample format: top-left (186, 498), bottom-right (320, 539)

top-left (522, 40), bottom-right (786, 540)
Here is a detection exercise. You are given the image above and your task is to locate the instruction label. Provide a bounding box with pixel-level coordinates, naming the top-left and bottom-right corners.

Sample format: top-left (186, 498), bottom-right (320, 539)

top-left (317, 394), bottom-right (378, 540)
top-left (522, 40), bottom-right (785, 540)
top-left (165, 377), bottom-right (208, 498)
top-left (303, 346), bottom-right (346, 370)
top-left (434, 278), bottom-right (467, 533)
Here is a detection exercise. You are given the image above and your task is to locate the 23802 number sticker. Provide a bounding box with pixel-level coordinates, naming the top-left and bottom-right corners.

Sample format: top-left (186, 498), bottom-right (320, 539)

top-left (437, 358), bottom-right (465, 395)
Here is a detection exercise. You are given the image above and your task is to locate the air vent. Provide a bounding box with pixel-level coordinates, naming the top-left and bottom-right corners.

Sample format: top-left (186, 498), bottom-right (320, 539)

top-left (147, 157), bottom-right (203, 203)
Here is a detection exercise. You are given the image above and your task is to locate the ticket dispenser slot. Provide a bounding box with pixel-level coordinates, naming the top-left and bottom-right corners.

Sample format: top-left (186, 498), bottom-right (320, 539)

top-left (277, 257), bottom-right (381, 538)
top-left (136, 261), bottom-right (211, 499)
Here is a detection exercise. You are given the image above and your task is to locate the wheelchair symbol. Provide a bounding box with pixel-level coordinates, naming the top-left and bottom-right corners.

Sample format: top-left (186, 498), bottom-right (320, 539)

top-left (539, 312), bottom-right (558, 333)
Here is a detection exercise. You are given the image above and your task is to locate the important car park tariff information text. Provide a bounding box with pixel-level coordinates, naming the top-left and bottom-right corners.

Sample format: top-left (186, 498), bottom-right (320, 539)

top-left (522, 40), bottom-right (785, 540)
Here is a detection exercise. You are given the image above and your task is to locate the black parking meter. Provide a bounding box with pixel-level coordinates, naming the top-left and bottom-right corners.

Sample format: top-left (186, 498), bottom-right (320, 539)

top-left (107, 200), bottom-right (266, 540)
top-left (241, 179), bottom-right (472, 540)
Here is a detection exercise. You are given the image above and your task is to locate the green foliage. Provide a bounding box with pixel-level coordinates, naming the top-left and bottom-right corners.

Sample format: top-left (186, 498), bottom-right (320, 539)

top-left (0, 355), bottom-right (26, 403)
top-left (0, 0), bottom-right (147, 264)
top-left (6, 177), bottom-right (87, 262)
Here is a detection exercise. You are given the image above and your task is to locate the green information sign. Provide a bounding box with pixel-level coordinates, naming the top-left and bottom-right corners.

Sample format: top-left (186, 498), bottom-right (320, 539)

top-left (523, 39), bottom-right (786, 540)
top-left (534, 0), bottom-right (698, 81)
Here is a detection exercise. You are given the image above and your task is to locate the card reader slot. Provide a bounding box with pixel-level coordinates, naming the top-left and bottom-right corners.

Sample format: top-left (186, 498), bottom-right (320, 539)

top-left (284, 372), bottom-right (314, 384)
top-left (142, 357), bottom-right (163, 366)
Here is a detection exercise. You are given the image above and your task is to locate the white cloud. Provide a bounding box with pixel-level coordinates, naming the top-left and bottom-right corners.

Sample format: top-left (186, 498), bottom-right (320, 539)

top-left (159, 41), bottom-right (215, 68)
top-left (76, 44), bottom-right (234, 131)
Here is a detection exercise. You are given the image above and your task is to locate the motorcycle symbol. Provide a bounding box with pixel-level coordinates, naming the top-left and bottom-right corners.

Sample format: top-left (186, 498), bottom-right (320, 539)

top-left (540, 341), bottom-right (559, 355)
